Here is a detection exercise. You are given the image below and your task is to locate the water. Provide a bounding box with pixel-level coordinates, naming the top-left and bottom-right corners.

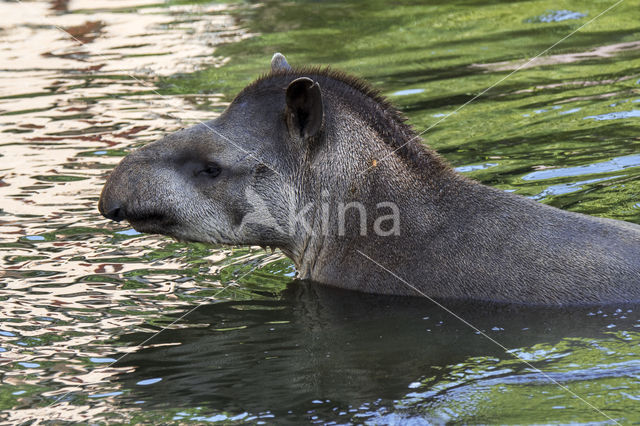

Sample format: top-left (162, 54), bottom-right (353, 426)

top-left (1, 0), bottom-right (639, 423)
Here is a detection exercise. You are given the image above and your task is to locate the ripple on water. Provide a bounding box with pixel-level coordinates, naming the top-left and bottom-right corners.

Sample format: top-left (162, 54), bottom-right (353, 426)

top-left (1, 0), bottom-right (640, 424)
top-left (525, 10), bottom-right (588, 23)
top-left (522, 154), bottom-right (640, 181)
top-left (584, 110), bottom-right (640, 121)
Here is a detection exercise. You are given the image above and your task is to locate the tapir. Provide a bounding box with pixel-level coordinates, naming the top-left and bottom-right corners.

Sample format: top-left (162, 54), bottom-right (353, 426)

top-left (99, 53), bottom-right (640, 305)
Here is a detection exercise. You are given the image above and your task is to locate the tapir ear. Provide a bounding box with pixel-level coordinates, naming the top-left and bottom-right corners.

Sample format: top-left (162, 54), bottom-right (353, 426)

top-left (285, 77), bottom-right (324, 140)
top-left (271, 53), bottom-right (291, 72)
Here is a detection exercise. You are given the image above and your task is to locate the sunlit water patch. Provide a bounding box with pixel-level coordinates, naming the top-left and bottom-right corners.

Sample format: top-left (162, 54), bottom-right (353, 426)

top-left (585, 109), bottom-right (640, 121)
top-left (525, 10), bottom-right (588, 24)
top-left (522, 154), bottom-right (640, 181)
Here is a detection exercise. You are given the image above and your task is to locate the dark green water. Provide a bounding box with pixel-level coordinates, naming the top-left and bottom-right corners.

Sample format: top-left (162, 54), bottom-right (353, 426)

top-left (0, 0), bottom-right (639, 423)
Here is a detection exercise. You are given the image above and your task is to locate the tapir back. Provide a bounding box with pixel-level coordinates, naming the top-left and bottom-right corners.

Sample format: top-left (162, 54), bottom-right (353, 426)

top-left (396, 181), bottom-right (640, 305)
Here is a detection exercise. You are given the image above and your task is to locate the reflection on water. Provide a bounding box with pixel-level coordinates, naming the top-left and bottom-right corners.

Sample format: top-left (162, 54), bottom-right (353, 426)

top-left (1, 0), bottom-right (639, 423)
top-left (473, 40), bottom-right (640, 71)
top-left (112, 284), bottom-right (640, 423)
top-left (586, 109), bottom-right (640, 121)
top-left (526, 10), bottom-right (588, 23)
top-left (522, 154), bottom-right (640, 181)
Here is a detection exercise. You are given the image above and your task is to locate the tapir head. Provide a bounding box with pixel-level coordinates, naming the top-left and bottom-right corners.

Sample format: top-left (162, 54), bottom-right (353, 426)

top-left (98, 54), bottom-right (325, 253)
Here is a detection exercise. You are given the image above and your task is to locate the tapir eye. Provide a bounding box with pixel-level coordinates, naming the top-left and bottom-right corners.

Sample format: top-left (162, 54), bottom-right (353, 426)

top-left (196, 162), bottom-right (222, 178)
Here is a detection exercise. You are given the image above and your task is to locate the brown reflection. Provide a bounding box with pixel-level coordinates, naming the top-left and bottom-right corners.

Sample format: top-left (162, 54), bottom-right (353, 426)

top-left (95, 263), bottom-right (124, 274)
top-left (113, 125), bottom-right (149, 139)
top-left (473, 40), bottom-right (640, 71)
top-left (64, 21), bottom-right (105, 44)
top-left (50, 0), bottom-right (70, 12)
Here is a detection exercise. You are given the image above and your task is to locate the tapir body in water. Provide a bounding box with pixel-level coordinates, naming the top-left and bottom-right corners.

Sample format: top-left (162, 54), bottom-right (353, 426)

top-left (99, 54), bottom-right (640, 305)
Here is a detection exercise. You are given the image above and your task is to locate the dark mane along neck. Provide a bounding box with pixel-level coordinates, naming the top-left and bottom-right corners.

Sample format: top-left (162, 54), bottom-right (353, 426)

top-left (244, 67), bottom-right (453, 177)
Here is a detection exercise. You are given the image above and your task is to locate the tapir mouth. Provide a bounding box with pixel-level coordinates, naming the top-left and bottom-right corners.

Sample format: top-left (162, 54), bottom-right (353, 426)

top-left (129, 220), bottom-right (217, 245)
top-left (124, 211), bottom-right (220, 245)
top-left (126, 212), bottom-right (179, 235)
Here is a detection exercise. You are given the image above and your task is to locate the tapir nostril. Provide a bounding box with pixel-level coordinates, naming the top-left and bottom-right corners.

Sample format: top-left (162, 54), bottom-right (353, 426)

top-left (104, 206), bottom-right (126, 222)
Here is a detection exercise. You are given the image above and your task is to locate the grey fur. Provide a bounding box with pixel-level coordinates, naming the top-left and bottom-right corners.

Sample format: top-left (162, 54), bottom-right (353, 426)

top-left (99, 54), bottom-right (640, 305)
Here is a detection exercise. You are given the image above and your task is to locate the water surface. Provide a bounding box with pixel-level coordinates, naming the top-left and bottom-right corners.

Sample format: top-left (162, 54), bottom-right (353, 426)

top-left (1, 0), bottom-right (639, 423)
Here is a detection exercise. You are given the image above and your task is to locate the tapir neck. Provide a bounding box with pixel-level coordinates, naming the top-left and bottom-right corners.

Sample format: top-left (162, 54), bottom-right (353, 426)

top-left (291, 164), bottom-right (469, 287)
